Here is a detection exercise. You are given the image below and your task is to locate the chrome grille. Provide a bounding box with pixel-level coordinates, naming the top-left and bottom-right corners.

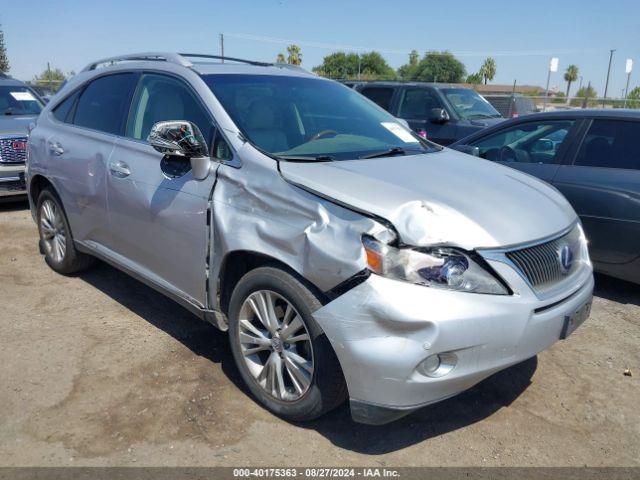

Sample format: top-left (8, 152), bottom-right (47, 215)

top-left (506, 226), bottom-right (582, 291)
top-left (0, 136), bottom-right (28, 164)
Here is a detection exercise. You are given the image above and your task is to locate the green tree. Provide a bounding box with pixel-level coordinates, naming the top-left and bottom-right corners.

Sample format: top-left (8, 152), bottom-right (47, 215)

top-left (564, 64), bottom-right (579, 98)
top-left (571, 84), bottom-right (598, 107)
top-left (0, 25), bottom-right (9, 73)
top-left (626, 86), bottom-right (640, 109)
top-left (479, 57), bottom-right (497, 84)
top-left (358, 51), bottom-right (396, 80)
top-left (466, 72), bottom-right (483, 84)
top-left (286, 44), bottom-right (302, 65)
top-left (313, 51), bottom-right (395, 80)
top-left (398, 51), bottom-right (466, 83)
top-left (276, 53), bottom-right (286, 63)
top-left (33, 66), bottom-right (66, 92)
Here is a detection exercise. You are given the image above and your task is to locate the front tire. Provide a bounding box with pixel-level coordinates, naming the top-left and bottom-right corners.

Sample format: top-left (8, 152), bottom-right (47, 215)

top-left (228, 266), bottom-right (347, 421)
top-left (36, 187), bottom-right (94, 274)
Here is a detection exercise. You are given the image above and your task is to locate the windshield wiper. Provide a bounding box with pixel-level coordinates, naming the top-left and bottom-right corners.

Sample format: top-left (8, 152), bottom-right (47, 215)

top-left (360, 147), bottom-right (407, 159)
top-left (468, 113), bottom-right (500, 119)
top-left (276, 154), bottom-right (334, 162)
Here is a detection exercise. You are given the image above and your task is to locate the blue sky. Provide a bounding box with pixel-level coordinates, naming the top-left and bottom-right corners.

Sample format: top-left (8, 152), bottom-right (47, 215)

top-left (2, 0), bottom-right (640, 96)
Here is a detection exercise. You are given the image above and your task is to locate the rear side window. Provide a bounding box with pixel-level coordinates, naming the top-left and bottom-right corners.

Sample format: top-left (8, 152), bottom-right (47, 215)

top-left (574, 120), bottom-right (640, 170)
top-left (360, 87), bottom-right (394, 111)
top-left (52, 90), bottom-right (80, 123)
top-left (398, 88), bottom-right (443, 119)
top-left (74, 73), bottom-right (137, 135)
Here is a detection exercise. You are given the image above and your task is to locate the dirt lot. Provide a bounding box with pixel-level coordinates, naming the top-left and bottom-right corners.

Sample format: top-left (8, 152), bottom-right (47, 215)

top-left (0, 199), bottom-right (639, 467)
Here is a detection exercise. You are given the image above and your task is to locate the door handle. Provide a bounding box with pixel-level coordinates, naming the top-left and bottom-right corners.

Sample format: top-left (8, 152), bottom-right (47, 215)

top-left (108, 160), bottom-right (131, 178)
top-left (48, 141), bottom-right (64, 156)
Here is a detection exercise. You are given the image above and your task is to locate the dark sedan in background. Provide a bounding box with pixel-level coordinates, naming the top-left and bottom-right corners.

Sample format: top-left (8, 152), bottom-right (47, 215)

top-left (452, 110), bottom-right (640, 284)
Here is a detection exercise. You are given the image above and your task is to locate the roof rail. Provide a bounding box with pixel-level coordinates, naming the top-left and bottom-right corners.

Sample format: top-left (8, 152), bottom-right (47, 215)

top-left (179, 53), bottom-right (273, 67)
top-left (81, 52), bottom-right (193, 72)
top-left (80, 52), bottom-right (306, 73)
top-left (0, 72), bottom-right (10, 79)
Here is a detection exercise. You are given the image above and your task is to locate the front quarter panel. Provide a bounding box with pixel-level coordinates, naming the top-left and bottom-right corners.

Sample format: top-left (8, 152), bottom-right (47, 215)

top-left (211, 144), bottom-right (387, 299)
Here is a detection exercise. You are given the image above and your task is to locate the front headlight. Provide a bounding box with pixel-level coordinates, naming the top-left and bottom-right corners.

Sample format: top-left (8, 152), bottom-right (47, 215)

top-left (362, 235), bottom-right (508, 295)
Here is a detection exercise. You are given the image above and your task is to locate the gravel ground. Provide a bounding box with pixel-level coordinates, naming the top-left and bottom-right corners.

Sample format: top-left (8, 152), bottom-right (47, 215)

top-left (0, 199), bottom-right (638, 467)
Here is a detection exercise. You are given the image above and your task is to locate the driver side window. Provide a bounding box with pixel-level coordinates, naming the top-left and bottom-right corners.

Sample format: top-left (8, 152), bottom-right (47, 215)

top-left (126, 73), bottom-right (212, 143)
top-left (470, 120), bottom-right (574, 164)
top-left (398, 88), bottom-right (442, 119)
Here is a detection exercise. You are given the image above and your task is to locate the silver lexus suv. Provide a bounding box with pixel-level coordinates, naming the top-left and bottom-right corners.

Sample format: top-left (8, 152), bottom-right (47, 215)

top-left (26, 53), bottom-right (594, 424)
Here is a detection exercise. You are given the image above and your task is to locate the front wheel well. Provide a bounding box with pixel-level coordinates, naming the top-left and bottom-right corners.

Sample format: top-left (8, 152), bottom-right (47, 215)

top-left (217, 251), bottom-right (327, 316)
top-left (29, 174), bottom-right (55, 206)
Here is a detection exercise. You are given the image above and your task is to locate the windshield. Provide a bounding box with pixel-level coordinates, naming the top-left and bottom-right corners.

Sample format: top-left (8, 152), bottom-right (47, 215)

top-left (442, 88), bottom-right (501, 120)
top-left (202, 74), bottom-right (439, 161)
top-left (0, 86), bottom-right (44, 115)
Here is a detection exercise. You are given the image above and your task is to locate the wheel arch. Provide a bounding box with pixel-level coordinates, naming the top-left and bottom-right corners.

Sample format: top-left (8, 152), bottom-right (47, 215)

top-left (217, 250), bottom-right (328, 317)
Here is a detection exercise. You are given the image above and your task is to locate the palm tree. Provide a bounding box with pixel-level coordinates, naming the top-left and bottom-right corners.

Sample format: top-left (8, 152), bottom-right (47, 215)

top-left (564, 64), bottom-right (579, 98)
top-left (409, 49), bottom-right (419, 66)
top-left (480, 57), bottom-right (497, 85)
top-left (276, 53), bottom-right (286, 63)
top-left (286, 44), bottom-right (302, 66)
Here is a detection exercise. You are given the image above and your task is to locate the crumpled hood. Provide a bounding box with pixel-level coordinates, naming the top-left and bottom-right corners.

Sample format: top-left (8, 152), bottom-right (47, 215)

top-left (0, 115), bottom-right (35, 136)
top-left (279, 148), bottom-right (577, 249)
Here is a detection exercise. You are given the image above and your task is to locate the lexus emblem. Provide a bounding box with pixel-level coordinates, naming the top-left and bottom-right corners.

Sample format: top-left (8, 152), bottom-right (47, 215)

top-left (559, 245), bottom-right (573, 273)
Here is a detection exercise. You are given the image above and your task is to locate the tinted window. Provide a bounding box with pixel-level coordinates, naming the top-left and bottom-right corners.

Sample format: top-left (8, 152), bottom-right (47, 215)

top-left (212, 130), bottom-right (233, 161)
top-left (574, 120), bottom-right (640, 170)
top-left (126, 73), bottom-right (212, 142)
top-left (398, 88), bottom-right (443, 119)
top-left (74, 73), bottom-right (137, 135)
top-left (471, 120), bottom-right (574, 164)
top-left (442, 88), bottom-right (501, 120)
top-left (0, 86), bottom-right (44, 115)
top-left (52, 90), bottom-right (80, 123)
top-left (360, 87), bottom-right (394, 111)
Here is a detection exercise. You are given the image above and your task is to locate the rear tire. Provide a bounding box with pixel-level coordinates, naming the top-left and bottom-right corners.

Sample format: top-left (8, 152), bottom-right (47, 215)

top-left (228, 266), bottom-right (347, 421)
top-left (36, 187), bottom-right (94, 274)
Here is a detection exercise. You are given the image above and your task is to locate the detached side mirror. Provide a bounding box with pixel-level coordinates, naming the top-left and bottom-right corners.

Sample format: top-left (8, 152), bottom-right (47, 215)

top-left (148, 120), bottom-right (211, 180)
top-left (451, 144), bottom-right (480, 156)
top-left (428, 108), bottom-right (450, 124)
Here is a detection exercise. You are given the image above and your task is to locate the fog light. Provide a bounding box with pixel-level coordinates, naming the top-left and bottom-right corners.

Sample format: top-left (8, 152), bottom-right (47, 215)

top-left (417, 352), bottom-right (457, 378)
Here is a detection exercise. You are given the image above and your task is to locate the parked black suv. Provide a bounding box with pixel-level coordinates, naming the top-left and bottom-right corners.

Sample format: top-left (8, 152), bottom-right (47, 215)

top-left (350, 82), bottom-right (504, 145)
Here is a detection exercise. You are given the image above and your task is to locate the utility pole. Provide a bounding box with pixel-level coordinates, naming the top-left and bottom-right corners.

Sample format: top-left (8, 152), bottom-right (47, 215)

top-left (219, 33), bottom-right (224, 63)
top-left (509, 79), bottom-right (517, 117)
top-left (603, 49), bottom-right (616, 107)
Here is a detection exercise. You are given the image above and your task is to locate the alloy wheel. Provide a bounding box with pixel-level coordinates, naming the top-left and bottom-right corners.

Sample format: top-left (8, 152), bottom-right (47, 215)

top-left (40, 199), bottom-right (67, 264)
top-left (238, 290), bottom-right (314, 401)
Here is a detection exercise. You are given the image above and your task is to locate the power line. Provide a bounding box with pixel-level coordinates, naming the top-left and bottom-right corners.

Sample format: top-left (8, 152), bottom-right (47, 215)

top-left (225, 33), bottom-right (606, 58)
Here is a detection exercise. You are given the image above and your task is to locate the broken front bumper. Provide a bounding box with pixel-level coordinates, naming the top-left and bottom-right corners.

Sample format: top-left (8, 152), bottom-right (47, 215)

top-left (313, 262), bottom-right (594, 425)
